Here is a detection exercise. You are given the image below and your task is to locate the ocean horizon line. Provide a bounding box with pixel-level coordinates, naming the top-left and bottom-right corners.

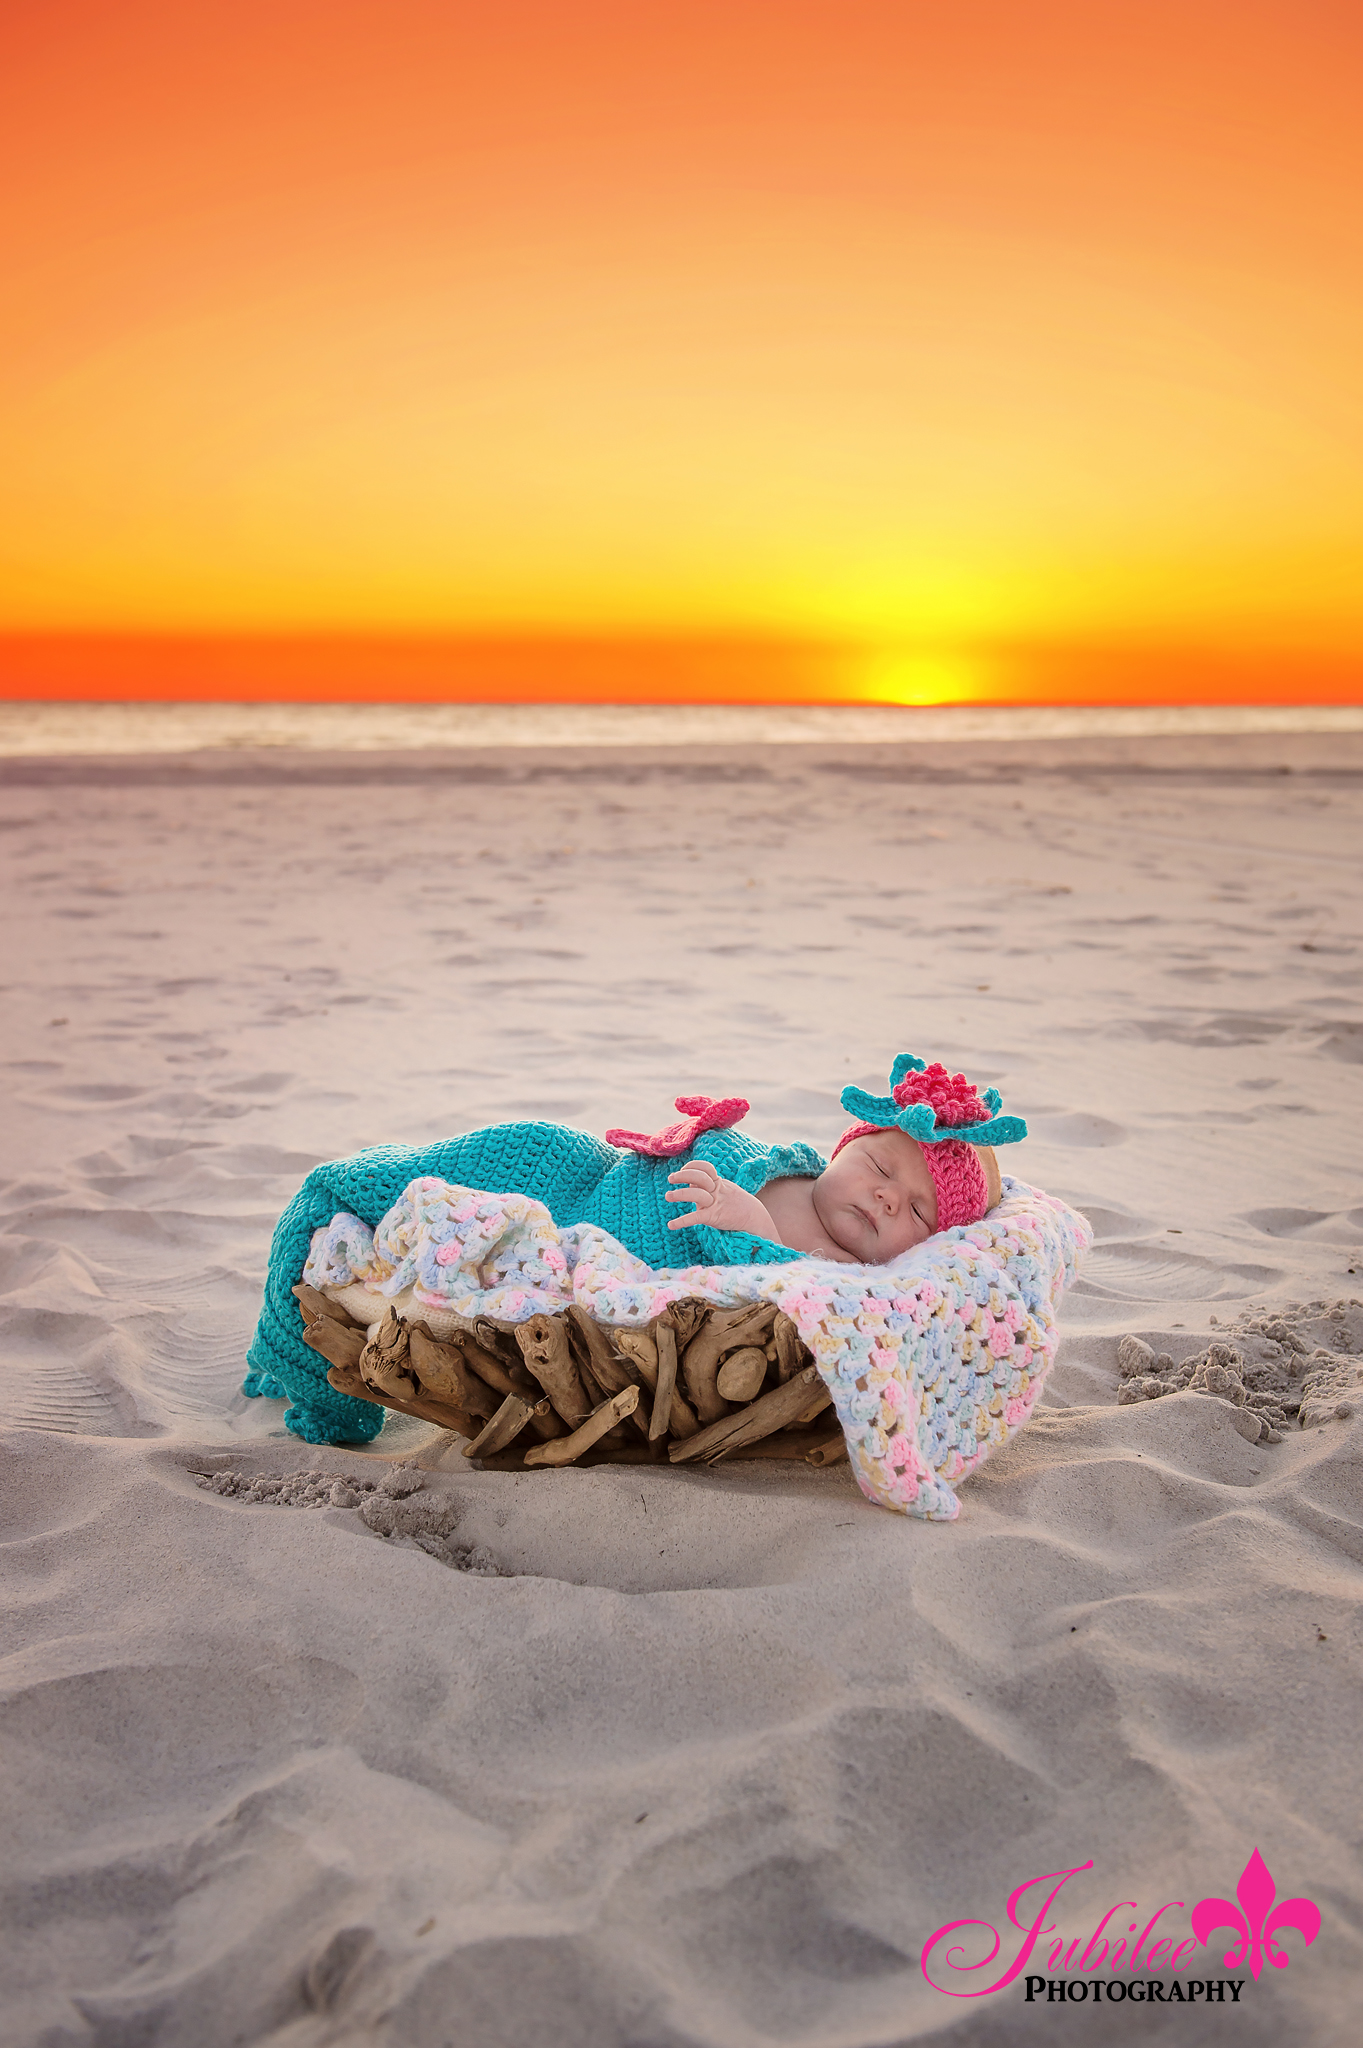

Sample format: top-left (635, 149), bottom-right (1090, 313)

top-left (5, 699), bottom-right (1363, 758)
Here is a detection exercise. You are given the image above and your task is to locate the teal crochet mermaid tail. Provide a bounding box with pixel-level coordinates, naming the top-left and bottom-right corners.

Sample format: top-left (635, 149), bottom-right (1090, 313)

top-left (245, 1123), bottom-right (618, 1442)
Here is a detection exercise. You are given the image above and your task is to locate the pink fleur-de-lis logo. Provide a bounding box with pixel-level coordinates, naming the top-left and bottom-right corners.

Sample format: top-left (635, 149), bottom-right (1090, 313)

top-left (1191, 1849), bottom-right (1321, 1981)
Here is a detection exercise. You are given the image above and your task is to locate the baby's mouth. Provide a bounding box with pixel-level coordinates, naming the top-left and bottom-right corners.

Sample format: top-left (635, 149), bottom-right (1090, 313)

top-left (853, 1203), bottom-right (877, 1232)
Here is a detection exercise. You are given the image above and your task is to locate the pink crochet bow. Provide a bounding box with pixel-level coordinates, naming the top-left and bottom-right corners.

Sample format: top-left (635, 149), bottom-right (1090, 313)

top-left (606, 1095), bottom-right (750, 1159)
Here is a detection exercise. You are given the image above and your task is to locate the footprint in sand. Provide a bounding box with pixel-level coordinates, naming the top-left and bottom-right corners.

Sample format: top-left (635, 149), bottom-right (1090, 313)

top-left (1073, 1240), bottom-right (1279, 1303)
top-left (1240, 1206), bottom-right (1363, 1244)
top-left (37, 1082), bottom-right (148, 1104)
top-left (1065, 1201), bottom-right (1155, 1241)
top-left (1128, 1009), bottom-right (1292, 1048)
top-left (0, 1307), bottom-right (147, 1436)
top-left (1315, 1022), bottom-right (1363, 1065)
top-left (0, 1654), bottom-right (362, 1833)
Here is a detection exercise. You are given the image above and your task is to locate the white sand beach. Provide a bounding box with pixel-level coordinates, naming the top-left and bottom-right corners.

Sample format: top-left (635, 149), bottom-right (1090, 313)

top-left (2, 707), bottom-right (1360, 2045)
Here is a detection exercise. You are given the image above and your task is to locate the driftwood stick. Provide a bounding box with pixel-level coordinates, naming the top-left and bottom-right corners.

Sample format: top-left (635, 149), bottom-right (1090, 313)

top-left (523, 1386), bottom-right (639, 1468)
top-left (664, 1369), bottom-right (697, 1437)
top-left (609, 1330), bottom-right (656, 1396)
top-left (773, 1313), bottom-right (809, 1383)
top-left (616, 1327), bottom-right (695, 1439)
top-left (301, 1317), bottom-right (366, 1373)
top-left (649, 1319), bottom-right (680, 1442)
top-left (471, 1313), bottom-right (518, 1354)
top-left (523, 1401), bottom-right (569, 1441)
top-left (461, 1391), bottom-right (548, 1459)
top-left (677, 1334), bottom-right (727, 1425)
top-left (454, 1330), bottom-right (529, 1397)
top-left (669, 1365), bottom-right (831, 1465)
top-left (604, 1374), bottom-right (654, 1443)
top-left (471, 1438), bottom-right (656, 1471)
top-left (330, 1344), bottom-right (563, 1443)
top-left (715, 1346), bottom-right (768, 1404)
top-left (614, 1324), bottom-right (668, 1457)
top-left (725, 1299), bottom-right (779, 1343)
top-left (665, 1298), bottom-right (711, 1351)
top-left (323, 1358), bottom-right (365, 1398)
top-left (570, 1350), bottom-right (638, 1433)
top-left (359, 1306), bottom-right (419, 1403)
top-left (455, 1331), bottom-right (537, 1400)
top-left (562, 1309), bottom-right (654, 1439)
top-left (564, 1306), bottom-right (627, 1389)
top-left (471, 1316), bottom-right (543, 1390)
top-left (629, 1389), bottom-right (656, 1442)
top-left (408, 1327), bottom-right (500, 1420)
top-left (561, 1310), bottom-right (606, 1406)
top-left (324, 1360), bottom-right (481, 1439)
top-left (679, 1301), bottom-right (776, 1424)
top-left (806, 1431), bottom-right (849, 1466)
top-left (293, 1282), bottom-right (364, 1330)
top-left (612, 1327), bottom-right (657, 1380)
top-left (515, 1313), bottom-right (594, 1427)
top-left (657, 1299), bottom-right (717, 1426)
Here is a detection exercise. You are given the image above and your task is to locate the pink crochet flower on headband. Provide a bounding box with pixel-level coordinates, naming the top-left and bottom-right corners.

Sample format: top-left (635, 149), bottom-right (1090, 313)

top-left (892, 1063), bottom-right (988, 1128)
top-left (835, 1055), bottom-right (1028, 1233)
top-left (839, 1056), bottom-right (1026, 1149)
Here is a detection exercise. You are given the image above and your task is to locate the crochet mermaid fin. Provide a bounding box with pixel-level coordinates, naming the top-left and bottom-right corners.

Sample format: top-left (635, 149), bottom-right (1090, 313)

top-left (606, 1094), bottom-right (750, 1158)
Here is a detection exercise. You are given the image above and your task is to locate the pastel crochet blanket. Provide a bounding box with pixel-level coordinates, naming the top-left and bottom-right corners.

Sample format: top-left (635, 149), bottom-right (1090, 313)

top-left (273, 1173), bottom-right (1091, 1522)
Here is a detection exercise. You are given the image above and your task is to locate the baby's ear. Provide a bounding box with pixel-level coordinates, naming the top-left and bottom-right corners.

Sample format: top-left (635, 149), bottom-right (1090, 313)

top-left (974, 1145), bottom-right (1003, 1210)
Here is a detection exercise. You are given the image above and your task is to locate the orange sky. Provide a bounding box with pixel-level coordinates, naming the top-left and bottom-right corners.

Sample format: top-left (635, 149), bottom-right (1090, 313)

top-left (3, 2), bottom-right (1362, 694)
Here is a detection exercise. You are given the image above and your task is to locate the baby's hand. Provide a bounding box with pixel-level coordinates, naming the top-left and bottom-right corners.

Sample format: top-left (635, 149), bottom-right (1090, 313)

top-left (665, 1162), bottom-right (772, 1237)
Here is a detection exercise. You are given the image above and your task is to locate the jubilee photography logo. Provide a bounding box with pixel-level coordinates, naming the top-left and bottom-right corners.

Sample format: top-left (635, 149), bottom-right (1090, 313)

top-left (922, 1849), bottom-right (1320, 2006)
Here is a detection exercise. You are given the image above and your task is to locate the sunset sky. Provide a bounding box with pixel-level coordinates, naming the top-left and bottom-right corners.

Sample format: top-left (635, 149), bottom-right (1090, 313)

top-left (2, 2), bottom-right (1362, 699)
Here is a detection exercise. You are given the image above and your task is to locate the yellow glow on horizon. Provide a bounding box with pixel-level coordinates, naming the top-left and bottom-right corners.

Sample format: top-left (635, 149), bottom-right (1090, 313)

top-left (856, 649), bottom-right (993, 707)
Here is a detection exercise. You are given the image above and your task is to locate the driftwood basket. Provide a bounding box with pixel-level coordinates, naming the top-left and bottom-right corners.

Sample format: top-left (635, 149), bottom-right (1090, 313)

top-left (295, 1283), bottom-right (848, 1471)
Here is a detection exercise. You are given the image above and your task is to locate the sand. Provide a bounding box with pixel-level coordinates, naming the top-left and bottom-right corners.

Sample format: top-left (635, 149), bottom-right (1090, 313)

top-left (1, 711), bottom-right (1360, 2046)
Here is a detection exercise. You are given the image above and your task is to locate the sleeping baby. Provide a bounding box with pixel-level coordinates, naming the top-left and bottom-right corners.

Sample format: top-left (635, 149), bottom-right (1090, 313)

top-left (246, 1053), bottom-right (1030, 1441)
top-left (367, 1054), bottom-right (1028, 1272)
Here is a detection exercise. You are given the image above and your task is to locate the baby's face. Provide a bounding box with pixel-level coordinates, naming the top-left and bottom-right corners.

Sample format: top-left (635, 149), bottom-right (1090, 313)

top-left (811, 1127), bottom-right (939, 1263)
